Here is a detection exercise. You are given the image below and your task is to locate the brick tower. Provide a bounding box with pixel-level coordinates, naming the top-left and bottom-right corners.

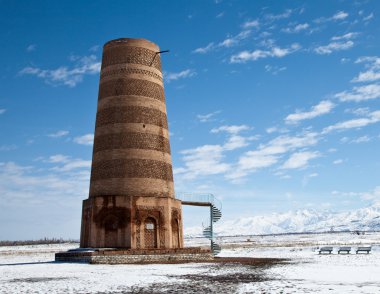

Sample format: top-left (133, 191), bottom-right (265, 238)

top-left (80, 38), bottom-right (183, 249)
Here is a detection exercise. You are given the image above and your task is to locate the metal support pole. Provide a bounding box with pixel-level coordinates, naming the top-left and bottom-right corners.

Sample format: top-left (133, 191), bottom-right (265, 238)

top-left (210, 205), bottom-right (213, 252)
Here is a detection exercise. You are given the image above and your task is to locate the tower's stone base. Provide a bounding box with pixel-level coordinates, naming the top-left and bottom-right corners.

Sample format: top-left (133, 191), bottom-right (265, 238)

top-left (55, 248), bottom-right (213, 264)
top-left (80, 195), bottom-right (184, 249)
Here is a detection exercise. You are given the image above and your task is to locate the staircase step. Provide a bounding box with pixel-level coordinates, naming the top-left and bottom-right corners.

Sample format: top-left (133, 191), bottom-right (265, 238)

top-left (211, 241), bottom-right (222, 255)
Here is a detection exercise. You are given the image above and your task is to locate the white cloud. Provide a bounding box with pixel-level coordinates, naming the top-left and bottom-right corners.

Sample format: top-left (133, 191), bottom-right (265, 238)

top-left (314, 11), bottom-right (349, 23)
top-left (242, 20), bottom-right (259, 29)
top-left (331, 190), bottom-right (358, 197)
top-left (333, 159), bottom-right (343, 164)
top-left (361, 186), bottom-right (380, 201)
top-left (41, 154), bottom-right (91, 172)
top-left (227, 132), bottom-right (319, 179)
top-left (265, 65), bottom-right (287, 75)
top-left (331, 32), bottom-right (358, 41)
top-left (211, 125), bottom-right (250, 134)
top-left (0, 108), bottom-right (6, 114)
top-left (19, 55), bottom-right (100, 87)
top-left (176, 124), bottom-right (260, 180)
top-left (177, 145), bottom-right (230, 179)
top-left (216, 12), bottom-right (225, 18)
top-left (47, 130), bottom-right (69, 138)
top-left (267, 132), bottom-right (319, 151)
top-left (323, 110), bottom-right (380, 133)
top-left (335, 84), bottom-right (380, 102)
top-left (266, 127), bottom-right (278, 134)
top-left (0, 145), bottom-right (17, 152)
top-left (280, 151), bottom-right (320, 169)
top-left (352, 72), bottom-right (380, 83)
top-left (74, 134), bottom-right (94, 145)
top-left (89, 45), bottom-right (100, 52)
top-left (314, 41), bottom-right (354, 55)
top-left (282, 23), bottom-right (309, 33)
top-left (0, 160), bottom-right (90, 208)
top-left (165, 69), bottom-right (196, 82)
top-left (363, 13), bottom-right (374, 22)
top-left (211, 125), bottom-right (257, 151)
top-left (351, 135), bottom-right (371, 143)
top-left (193, 42), bottom-right (215, 54)
top-left (174, 124), bottom-right (325, 182)
top-left (285, 100), bottom-right (335, 124)
top-left (223, 134), bottom-right (258, 151)
top-left (332, 11), bottom-right (349, 21)
top-left (265, 9), bottom-right (293, 21)
top-left (352, 56), bottom-right (380, 83)
top-left (230, 43), bottom-right (300, 63)
top-left (302, 172), bottom-right (319, 186)
top-left (355, 56), bottom-right (380, 66)
top-left (345, 107), bottom-right (370, 116)
top-left (333, 186), bottom-right (380, 204)
top-left (53, 159), bottom-right (92, 172)
top-left (265, 126), bottom-right (288, 134)
top-left (47, 154), bottom-right (70, 163)
top-left (196, 110), bottom-right (221, 122)
top-left (340, 136), bottom-right (349, 143)
top-left (232, 151), bottom-right (278, 178)
top-left (26, 44), bottom-right (36, 52)
top-left (218, 30), bottom-right (251, 48)
top-left (193, 29), bottom-right (251, 54)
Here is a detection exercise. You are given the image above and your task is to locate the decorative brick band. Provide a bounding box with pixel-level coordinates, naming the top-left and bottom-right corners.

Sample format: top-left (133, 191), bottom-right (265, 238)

top-left (94, 123), bottom-right (170, 139)
top-left (93, 132), bottom-right (171, 154)
top-left (89, 179), bottom-right (174, 198)
top-left (95, 106), bottom-right (168, 129)
top-left (90, 158), bottom-right (173, 182)
top-left (100, 67), bottom-right (163, 83)
top-left (97, 95), bottom-right (166, 114)
top-left (102, 46), bottom-right (162, 71)
top-left (99, 78), bottom-right (165, 102)
top-left (92, 148), bottom-right (172, 165)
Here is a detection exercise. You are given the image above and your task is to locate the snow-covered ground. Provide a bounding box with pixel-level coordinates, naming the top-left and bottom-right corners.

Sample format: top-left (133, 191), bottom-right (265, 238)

top-left (1, 232), bottom-right (380, 293)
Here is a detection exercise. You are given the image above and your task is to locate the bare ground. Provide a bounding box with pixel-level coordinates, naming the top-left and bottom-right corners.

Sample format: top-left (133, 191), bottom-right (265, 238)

top-left (94, 258), bottom-right (287, 294)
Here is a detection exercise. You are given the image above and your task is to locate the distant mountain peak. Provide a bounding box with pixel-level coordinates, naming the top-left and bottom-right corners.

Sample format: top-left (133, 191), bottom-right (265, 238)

top-left (185, 203), bottom-right (380, 237)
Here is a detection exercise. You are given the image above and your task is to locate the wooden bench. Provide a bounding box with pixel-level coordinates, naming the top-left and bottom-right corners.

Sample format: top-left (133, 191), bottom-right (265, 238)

top-left (338, 247), bottom-right (351, 254)
top-left (318, 246), bottom-right (333, 254)
top-left (356, 246), bottom-right (371, 254)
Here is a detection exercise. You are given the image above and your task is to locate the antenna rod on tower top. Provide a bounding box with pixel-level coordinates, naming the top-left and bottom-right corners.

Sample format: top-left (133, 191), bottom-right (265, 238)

top-left (150, 50), bottom-right (170, 66)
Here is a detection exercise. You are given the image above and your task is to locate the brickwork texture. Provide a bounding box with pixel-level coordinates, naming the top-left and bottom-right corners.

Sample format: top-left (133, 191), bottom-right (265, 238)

top-left (80, 38), bottom-right (184, 250)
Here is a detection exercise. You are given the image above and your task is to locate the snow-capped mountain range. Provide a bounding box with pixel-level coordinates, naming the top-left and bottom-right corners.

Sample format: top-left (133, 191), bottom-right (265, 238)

top-left (185, 203), bottom-right (380, 237)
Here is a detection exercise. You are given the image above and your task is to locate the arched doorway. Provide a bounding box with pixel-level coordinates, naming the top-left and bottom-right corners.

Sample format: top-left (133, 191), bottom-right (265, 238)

top-left (104, 215), bottom-right (119, 247)
top-left (172, 219), bottom-right (180, 248)
top-left (144, 217), bottom-right (157, 248)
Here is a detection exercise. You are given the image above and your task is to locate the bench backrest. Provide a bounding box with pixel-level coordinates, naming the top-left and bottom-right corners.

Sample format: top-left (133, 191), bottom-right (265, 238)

top-left (339, 247), bottom-right (351, 250)
top-left (357, 247), bottom-right (371, 250)
top-left (320, 247), bottom-right (333, 250)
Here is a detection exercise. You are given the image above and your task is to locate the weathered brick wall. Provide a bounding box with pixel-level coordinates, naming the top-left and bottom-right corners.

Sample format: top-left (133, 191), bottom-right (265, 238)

top-left (80, 38), bottom-right (184, 250)
top-left (89, 38), bottom-right (174, 199)
top-left (55, 248), bottom-right (213, 264)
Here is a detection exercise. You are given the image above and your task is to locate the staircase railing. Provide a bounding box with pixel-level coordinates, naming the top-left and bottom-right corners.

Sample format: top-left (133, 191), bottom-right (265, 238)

top-left (176, 192), bottom-right (222, 255)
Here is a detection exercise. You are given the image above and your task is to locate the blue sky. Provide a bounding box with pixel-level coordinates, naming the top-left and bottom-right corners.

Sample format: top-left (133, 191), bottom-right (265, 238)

top-left (1, 0), bottom-right (380, 240)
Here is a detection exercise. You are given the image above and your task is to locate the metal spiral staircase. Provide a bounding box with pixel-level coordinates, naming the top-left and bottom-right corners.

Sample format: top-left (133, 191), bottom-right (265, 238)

top-left (176, 193), bottom-right (222, 255)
